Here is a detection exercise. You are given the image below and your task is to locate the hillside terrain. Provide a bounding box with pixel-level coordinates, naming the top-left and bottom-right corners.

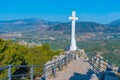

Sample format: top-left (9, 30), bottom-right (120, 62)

top-left (0, 18), bottom-right (54, 33)
top-left (0, 18), bottom-right (120, 34)
top-left (0, 39), bottom-right (61, 78)
top-left (0, 18), bottom-right (120, 67)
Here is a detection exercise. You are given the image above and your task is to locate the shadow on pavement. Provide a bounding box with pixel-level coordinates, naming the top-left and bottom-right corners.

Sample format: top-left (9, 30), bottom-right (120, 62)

top-left (69, 69), bottom-right (95, 80)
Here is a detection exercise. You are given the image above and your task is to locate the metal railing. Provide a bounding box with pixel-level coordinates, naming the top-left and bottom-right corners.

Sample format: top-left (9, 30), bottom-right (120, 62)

top-left (0, 51), bottom-right (77, 80)
top-left (43, 51), bottom-right (76, 80)
top-left (0, 65), bottom-right (44, 80)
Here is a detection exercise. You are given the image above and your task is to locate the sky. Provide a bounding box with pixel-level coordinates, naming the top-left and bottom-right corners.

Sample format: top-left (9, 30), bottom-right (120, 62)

top-left (0, 0), bottom-right (120, 24)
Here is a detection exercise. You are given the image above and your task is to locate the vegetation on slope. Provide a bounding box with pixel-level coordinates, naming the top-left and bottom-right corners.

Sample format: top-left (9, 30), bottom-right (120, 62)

top-left (78, 39), bottom-right (120, 67)
top-left (0, 38), bottom-right (61, 78)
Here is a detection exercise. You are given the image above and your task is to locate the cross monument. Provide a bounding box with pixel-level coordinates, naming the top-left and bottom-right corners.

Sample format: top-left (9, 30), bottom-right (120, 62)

top-left (69, 11), bottom-right (78, 51)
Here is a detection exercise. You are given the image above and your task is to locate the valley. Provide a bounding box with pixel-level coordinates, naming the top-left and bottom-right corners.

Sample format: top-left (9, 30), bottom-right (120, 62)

top-left (0, 18), bottom-right (120, 66)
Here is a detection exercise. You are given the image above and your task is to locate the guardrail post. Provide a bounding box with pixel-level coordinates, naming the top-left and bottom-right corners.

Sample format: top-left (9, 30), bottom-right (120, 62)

top-left (68, 53), bottom-right (70, 62)
top-left (43, 65), bottom-right (46, 80)
top-left (72, 53), bottom-right (74, 61)
top-left (52, 62), bottom-right (56, 77)
top-left (65, 54), bottom-right (68, 66)
top-left (74, 52), bottom-right (76, 60)
top-left (30, 65), bottom-right (34, 80)
top-left (69, 53), bottom-right (71, 61)
top-left (8, 65), bottom-right (12, 80)
top-left (58, 61), bottom-right (62, 71)
top-left (70, 53), bottom-right (72, 61)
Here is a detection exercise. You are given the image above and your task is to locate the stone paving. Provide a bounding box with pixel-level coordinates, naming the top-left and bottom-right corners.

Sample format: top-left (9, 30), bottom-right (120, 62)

top-left (49, 58), bottom-right (98, 80)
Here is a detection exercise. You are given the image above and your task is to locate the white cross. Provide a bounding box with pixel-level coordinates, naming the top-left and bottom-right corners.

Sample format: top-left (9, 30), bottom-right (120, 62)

top-left (69, 11), bottom-right (78, 21)
top-left (69, 11), bottom-right (78, 51)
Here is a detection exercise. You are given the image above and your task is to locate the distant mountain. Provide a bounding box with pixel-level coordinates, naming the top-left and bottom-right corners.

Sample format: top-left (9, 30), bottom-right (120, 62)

top-left (0, 18), bottom-right (120, 34)
top-left (0, 18), bottom-right (53, 33)
top-left (48, 22), bottom-right (120, 33)
top-left (0, 18), bottom-right (49, 25)
top-left (109, 20), bottom-right (120, 27)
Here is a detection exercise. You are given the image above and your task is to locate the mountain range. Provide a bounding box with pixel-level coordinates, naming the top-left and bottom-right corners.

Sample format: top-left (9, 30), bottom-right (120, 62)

top-left (0, 18), bottom-right (53, 33)
top-left (0, 18), bottom-right (120, 34)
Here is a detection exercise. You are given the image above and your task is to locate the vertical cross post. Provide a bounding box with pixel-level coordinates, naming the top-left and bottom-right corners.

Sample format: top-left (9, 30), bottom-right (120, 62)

top-left (69, 11), bottom-right (78, 51)
top-left (8, 65), bottom-right (12, 80)
top-left (30, 65), bottom-right (34, 80)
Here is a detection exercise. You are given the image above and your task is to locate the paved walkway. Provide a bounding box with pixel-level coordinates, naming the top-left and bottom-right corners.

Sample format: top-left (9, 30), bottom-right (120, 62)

top-left (49, 58), bottom-right (98, 80)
